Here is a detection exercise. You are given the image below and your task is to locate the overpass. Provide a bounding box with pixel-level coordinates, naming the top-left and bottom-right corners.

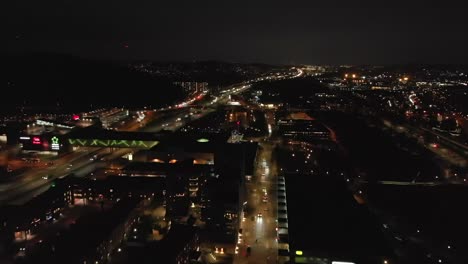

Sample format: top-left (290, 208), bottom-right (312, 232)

top-left (66, 127), bottom-right (160, 149)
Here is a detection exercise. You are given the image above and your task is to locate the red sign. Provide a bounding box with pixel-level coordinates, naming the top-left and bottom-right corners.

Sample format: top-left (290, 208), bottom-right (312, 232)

top-left (32, 137), bottom-right (41, 145)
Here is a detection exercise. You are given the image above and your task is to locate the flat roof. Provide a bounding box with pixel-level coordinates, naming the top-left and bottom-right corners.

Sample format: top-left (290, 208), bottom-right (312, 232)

top-left (285, 174), bottom-right (392, 262)
top-left (288, 112), bottom-right (315, 120)
top-left (41, 198), bottom-right (141, 263)
top-left (278, 119), bottom-right (330, 133)
top-left (149, 224), bottom-right (198, 263)
top-left (123, 159), bottom-right (211, 170)
top-left (66, 126), bottom-right (160, 141)
top-left (149, 132), bottom-right (230, 153)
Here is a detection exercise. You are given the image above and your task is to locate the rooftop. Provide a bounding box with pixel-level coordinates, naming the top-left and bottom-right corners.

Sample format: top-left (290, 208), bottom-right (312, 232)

top-left (66, 126), bottom-right (161, 141)
top-left (127, 224), bottom-right (198, 264)
top-left (285, 174), bottom-right (392, 263)
top-left (35, 198), bottom-right (141, 263)
top-left (149, 132), bottom-right (230, 153)
top-left (121, 160), bottom-right (212, 176)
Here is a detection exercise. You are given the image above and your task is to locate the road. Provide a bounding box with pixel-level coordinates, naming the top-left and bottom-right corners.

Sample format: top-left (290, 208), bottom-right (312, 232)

top-left (382, 119), bottom-right (467, 181)
top-left (0, 108), bottom-right (188, 205)
top-left (235, 103), bottom-right (283, 264)
top-left (0, 69), bottom-right (300, 206)
top-left (0, 149), bottom-right (103, 204)
top-left (236, 141), bottom-right (279, 264)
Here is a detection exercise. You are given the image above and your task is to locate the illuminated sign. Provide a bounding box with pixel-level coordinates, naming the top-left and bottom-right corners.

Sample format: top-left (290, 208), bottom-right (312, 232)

top-left (295, 250), bottom-right (303, 256)
top-left (20, 136), bottom-right (31, 140)
top-left (197, 138), bottom-right (209, 143)
top-left (73, 115), bottom-right (80, 121)
top-left (32, 137), bottom-right (41, 145)
top-left (68, 138), bottom-right (158, 149)
top-left (51, 136), bottom-right (60, 151)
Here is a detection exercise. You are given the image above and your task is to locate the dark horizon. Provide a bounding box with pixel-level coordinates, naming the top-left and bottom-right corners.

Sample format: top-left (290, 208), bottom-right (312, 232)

top-left (3, 1), bottom-right (468, 65)
top-left (3, 51), bottom-right (468, 68)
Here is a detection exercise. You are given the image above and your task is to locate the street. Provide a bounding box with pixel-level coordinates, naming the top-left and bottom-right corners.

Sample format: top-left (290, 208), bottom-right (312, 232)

top-left (0, 71), bottom-right (297, 206)
top-left (235, 142), bottom-right (278, 264)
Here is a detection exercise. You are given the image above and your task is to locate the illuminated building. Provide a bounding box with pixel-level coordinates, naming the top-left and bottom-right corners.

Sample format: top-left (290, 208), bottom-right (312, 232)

top-left (278, 119), bottom-right (331, 142)
top-left (343, 73), bottom-right (365, 86)
top-left (0, 176), bottom-right (166, 260)
top-left (65, 127), bottom-right (160, 150)
top-left (173, 81), bottom-right (209, 94)
top-left (82, 108), bottom-right (129, 129)
top-left (18, 133), bottom-right (65, 153)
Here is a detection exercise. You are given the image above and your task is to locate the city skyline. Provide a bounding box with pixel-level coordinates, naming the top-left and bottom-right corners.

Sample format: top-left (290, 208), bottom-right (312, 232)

top-left (1, 2), bottom-right (468, 264)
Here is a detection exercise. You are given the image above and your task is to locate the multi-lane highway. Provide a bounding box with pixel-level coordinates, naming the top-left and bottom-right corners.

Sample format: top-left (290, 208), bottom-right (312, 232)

top-left (0, 69), bottom-right (302, 206)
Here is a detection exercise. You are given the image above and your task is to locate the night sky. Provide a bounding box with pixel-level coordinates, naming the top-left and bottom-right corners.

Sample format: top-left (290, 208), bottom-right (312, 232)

top-left (3, 1), bottom-right (468, 65)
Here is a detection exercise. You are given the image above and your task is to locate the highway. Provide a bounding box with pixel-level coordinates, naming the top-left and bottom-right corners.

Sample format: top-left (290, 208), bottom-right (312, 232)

top-left (0, 108), bottom-right (192, 205)
top-left (0, 69), bottom-right (302, 206)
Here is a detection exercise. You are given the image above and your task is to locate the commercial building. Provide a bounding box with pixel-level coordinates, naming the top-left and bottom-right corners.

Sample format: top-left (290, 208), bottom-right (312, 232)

top-left (119, 161), bottom-right (212, 220)
top-left (65, 126), bottom-right (160, 150)
top-left (68, 175), bottom-right (166, 206)
top-left (81, 108), bottom-right (129, 129)
top-left (18, 133), bottom-right (67, 153)
top-left (278, 119), bottom-right (331, 142)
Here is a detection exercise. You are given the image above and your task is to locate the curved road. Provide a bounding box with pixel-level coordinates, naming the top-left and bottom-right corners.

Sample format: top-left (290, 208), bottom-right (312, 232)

top-left (0, 69), bottom-right (301, 206)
